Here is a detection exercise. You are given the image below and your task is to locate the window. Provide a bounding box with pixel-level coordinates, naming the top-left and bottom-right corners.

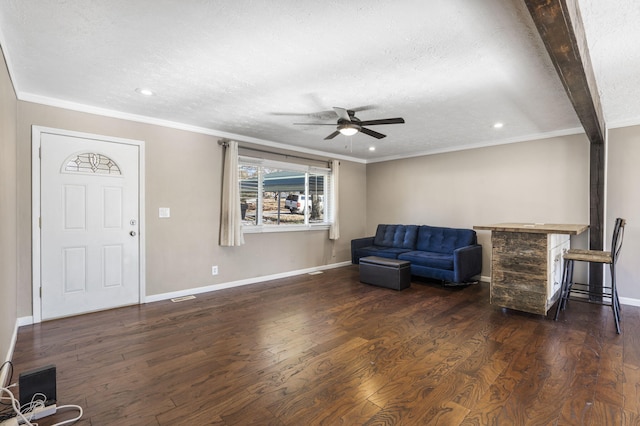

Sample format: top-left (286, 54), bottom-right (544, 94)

top-left (63, 152), bottom-right (121, 175)
top-left (239, 156), bottom-right (332, 231)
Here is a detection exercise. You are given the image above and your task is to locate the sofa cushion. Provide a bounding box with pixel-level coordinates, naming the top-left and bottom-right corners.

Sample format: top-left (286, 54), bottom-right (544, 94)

top-left (416, 226), bottom-right (477, 254)
top-left (398, 251), bottom-right (454, 270)
top-left (373, 224), bottom-right (418, 249)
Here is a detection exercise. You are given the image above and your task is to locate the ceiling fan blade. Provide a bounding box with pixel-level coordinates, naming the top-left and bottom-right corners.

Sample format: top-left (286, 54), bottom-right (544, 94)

top-left (293, 122), bottom-right (337, 125)
top-left (270, 112), bottom-right (316, 116)
top-left (271, 110), bottom-right (333, 118)
top-left (333, 107), bottom-right (351, 122)
top-left (358, 117), bottom-right (405, 126)
top-left (324, 130), bottom-right (341, 140)
top-left (351, 104), bottom-right (377, 113)
top-left (360, 127), bottom-right (386, 139)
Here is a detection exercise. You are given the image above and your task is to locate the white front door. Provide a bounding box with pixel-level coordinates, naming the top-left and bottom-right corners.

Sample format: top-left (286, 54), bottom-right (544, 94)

top-left (39, 131), bottom-right (141, 320)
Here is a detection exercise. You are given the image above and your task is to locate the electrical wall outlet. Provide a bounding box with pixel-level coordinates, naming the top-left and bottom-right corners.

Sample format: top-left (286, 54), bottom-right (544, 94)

top-left (212, 265), bottom-right (218, 275)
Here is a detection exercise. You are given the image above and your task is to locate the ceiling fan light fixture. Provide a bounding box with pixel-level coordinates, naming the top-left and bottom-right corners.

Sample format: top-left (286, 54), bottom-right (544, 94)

top-left (294, 106), bottom-right (403, 140)
top-left (338, 123), bottom-right (360, 136)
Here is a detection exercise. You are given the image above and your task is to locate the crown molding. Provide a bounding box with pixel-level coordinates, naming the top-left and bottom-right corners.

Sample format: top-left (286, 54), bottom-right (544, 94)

top-left (19, 89), bottom-right (590, 166)
top-left (608, 116), bottom-right (640, 130)
top-left (17, 91), bottom-right (368, 164)
top-left (366, 127), bottom-right (586, 163)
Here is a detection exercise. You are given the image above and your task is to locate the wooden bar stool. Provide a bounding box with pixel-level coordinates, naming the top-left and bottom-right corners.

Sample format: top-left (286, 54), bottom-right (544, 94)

top-left (554, 218), bottom-right (626, 334)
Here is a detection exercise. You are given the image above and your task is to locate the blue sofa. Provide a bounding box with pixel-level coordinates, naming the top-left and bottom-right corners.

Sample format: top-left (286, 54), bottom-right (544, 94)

top-left (351, 224), bottom-right (482, 285)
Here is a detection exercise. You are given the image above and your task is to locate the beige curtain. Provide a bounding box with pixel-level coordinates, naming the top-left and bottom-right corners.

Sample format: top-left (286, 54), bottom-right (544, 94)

top-left (220, 140), bottom-right (244, 246)
top-left (329, 159), bottom-right (340, 240)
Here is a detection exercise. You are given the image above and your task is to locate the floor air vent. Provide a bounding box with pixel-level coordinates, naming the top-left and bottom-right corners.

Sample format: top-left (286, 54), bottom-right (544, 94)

top-left (171, 295), bottom-right (196, 303)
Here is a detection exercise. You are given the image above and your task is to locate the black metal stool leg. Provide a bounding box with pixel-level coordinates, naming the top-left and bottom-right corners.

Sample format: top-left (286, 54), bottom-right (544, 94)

top-left (555, 258), bottom-right (571, 320)
top-left (567, 260), bottom-right (574, 310)
top-left (562, 259), bottom-right (575, 311)
top-left (610, 263), bottom-right (621, 334)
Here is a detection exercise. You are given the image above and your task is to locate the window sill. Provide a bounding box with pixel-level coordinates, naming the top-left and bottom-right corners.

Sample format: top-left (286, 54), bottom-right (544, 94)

top-left (242, 224), bottom-right (331, 234)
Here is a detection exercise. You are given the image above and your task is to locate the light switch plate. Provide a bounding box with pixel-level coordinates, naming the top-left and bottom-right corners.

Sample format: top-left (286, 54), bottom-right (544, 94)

top-left (159, 207), bottom-right (170, 218)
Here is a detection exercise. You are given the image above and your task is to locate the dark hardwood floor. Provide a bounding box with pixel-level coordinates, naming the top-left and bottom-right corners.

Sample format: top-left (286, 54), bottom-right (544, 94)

top-left (10, 265), bottom-right (640, 425)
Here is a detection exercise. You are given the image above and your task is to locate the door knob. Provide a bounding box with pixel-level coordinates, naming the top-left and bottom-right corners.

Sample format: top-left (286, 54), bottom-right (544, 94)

top-left (130, 231), bottom-right (136, 236)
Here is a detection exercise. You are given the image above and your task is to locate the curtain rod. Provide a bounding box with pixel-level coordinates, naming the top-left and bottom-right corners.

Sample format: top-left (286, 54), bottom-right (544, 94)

top-left (218, 140), bottom-right (331, 167)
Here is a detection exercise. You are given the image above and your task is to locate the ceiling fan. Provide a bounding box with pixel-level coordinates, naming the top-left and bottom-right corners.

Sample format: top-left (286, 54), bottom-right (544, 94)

top-left (294, 107), bottom-right (405, 140)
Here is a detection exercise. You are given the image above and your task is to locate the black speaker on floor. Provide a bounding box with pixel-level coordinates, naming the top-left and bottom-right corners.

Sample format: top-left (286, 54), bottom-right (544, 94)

top-left (19, 364), bottom-right (57, 407)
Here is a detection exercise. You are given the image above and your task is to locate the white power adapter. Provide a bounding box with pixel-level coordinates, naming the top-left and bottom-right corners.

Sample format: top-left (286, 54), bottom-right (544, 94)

top-left (13, 404), bottom-right (57, 424)
top-left (29, 404), bottom-right (57, 420)
top-left (0, 418), bottom-right (19, 426)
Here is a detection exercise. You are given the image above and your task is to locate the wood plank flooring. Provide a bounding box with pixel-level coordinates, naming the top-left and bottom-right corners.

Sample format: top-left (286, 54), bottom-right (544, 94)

top-left (10, 265), bottom-right (640, 425)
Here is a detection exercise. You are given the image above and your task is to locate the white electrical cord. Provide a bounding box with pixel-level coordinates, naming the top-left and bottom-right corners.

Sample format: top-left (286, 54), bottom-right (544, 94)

top-left (0, 385), bottom-right (82, 425)
top-left (50, 405), bottom-right (83, 426)
top-left (21, 393), bottom-right (47, 417)
top-left (0, 385), bottom-right (34, 425)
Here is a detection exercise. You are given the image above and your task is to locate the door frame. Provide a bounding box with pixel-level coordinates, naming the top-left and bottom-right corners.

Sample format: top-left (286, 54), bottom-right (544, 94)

top-left (32, 126), bottom-right (146, 323)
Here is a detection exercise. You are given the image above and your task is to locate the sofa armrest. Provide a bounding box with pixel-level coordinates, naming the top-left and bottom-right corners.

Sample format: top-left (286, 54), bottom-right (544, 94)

top-left (351, 236), bottom-right (375, 264)
top-left (453, 244), bottom-right (483, 283)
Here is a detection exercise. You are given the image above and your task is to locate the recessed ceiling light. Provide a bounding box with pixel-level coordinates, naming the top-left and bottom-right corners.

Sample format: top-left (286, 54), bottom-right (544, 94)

top-left (493, 122), bottom-right (504, 129)
top-left (369, 146), bottom-right (376, 151)
top-left (135, 88), bottom-right (154, 96)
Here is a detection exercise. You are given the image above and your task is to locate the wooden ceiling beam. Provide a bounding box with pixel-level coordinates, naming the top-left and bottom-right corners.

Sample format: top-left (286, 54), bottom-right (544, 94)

top-left (524, 0), bottom-right (606, 144)
top-left (524, 0), bottom-right (606, 291)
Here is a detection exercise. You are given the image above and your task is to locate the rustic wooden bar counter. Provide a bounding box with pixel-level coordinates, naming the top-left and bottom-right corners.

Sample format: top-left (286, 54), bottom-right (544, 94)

top-left (473, 223), bottom-right (588, 315)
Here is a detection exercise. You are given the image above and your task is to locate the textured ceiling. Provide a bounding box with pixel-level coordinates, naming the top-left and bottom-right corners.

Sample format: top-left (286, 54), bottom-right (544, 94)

top-left (579, 0), bottom-right (640, 128)
top-left (0, 1), bottom-right (638, 162)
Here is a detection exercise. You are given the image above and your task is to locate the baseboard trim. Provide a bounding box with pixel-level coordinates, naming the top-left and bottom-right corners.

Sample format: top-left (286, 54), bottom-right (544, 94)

top-left (17, 316), bottom-right (34, 327)
top-left (144, 261), bottom-right (352, 304)
top-left (620, 297), bottom-right (640, 307)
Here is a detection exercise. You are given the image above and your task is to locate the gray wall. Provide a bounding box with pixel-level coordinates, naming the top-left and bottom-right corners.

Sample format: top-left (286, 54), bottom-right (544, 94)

top-left (0, 48), bottom-right (18, 375)
top-left (607, 125), bottom-right (640, 301)
top-left (15, 102), bottom-right (367, 316)
top-left (366, 135), bottom-right (591, 279)
top-left (365, 131), bottom-right (640, 302)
